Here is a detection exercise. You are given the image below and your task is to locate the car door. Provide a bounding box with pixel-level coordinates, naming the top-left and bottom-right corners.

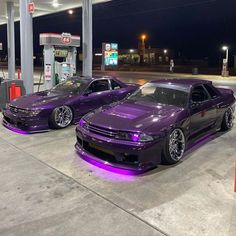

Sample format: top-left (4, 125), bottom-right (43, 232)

top-left (109, 79), bottom-right (131, 102)
top-left (203, 83), bottom-right (222, 126)
top-left (79, 79), bottom-right (113, 115)
top-left (189, 85), bottom-right (217, 137)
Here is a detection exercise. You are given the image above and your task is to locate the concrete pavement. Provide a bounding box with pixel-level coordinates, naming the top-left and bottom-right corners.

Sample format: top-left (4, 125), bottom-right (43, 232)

top-left (0, 120), bottom-right (163, 236)
top-left (0, 114), bottom-right (236, 235)
top-left (0, 72), bottom-right (236, 235)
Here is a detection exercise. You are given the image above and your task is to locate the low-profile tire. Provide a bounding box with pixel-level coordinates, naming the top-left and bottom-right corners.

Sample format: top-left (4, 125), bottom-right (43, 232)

top-left (221, 107), bottom-right (234, 131)
top-left (162, 128), bottom-right (186, 165)
top-left (49, 106), bottom-right (73, 129)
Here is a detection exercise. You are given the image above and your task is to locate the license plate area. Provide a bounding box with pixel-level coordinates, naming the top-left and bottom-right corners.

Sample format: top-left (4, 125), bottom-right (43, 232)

top-left (89, 143), bottom-right (114, 155)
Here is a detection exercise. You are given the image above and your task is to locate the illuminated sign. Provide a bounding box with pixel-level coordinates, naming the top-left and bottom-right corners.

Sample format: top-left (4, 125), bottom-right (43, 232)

top-left (61, 33), bottom-right (72, 44)
top-left (55, 49), bottom-right (68, 58)
top-left (28, 3), bottom-right (35, 14)
top-left (103, 43), bottom-right (118, 66)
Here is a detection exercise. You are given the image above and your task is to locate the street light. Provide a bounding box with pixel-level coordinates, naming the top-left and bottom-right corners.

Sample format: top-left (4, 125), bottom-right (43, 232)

top-left (164, 49), bottom-right (168, 54)
top-left (68, 9), bottom-right (74, 15)
top-left (141, 34), bottom-right (146, 45)
top-left (221, 45), bottom-right (229, 77)
top-left (140, 34), bottom-right (147, 65)
top-left (222, 46), bottom-right (229, 62)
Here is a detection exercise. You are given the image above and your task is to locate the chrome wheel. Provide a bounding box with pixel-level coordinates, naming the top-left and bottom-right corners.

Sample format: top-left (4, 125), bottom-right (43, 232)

top-left (54, 106), bottom-right (73, 128)
top-left (169, 128), bottom-right (185, 161)
top-left (225, 108), bottom-right (234, 129)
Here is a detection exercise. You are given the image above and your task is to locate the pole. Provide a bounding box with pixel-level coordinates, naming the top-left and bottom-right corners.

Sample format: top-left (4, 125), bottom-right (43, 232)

top-left (20, 0), bottom-right (34, 94)
top-left (7, 1), bottom-right (15, 80)
top-left (226, 48), bottom-right (229, 69)
top-left (82, 0), bottom-right (93, 77)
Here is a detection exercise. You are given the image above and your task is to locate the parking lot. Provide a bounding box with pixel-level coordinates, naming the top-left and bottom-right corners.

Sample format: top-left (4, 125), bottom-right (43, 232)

top-left (0, 73), bottom-right (236, 236)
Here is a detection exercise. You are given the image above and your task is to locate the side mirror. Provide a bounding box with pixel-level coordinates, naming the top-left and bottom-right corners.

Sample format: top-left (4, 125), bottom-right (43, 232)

top-left (83, 89), bottom-right (93, 96)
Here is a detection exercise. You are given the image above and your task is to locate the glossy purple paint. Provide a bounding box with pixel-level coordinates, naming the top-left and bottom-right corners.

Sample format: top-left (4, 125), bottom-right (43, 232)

top-left (2, 76), bottom-right (139, 133)
top-left (75, 79), bottom-right (235, 171)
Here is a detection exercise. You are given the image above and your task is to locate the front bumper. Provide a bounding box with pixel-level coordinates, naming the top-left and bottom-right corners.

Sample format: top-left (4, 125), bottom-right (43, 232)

top-left (75, 127), bottom-right (164, 172)
top-left (2, 109), bottom-right (49, 133)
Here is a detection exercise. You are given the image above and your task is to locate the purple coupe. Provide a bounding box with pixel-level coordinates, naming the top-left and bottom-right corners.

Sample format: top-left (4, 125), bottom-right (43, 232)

top-left (75, 79), bottom-right (235, 171)
top-left (2, 76), bottom-right (139, 133)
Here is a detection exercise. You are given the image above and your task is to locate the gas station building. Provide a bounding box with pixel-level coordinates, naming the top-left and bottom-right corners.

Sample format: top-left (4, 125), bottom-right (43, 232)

top-left (0, 0), bottom-right (111, 94)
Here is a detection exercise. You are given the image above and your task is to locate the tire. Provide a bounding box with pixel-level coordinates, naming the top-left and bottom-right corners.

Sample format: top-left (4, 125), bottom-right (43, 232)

top-left (49, 106), bottom-right (73, 129)
top-left (162, 128), bottom-right (186, 165)
top-left (221, 107), bottom-right (234, 131)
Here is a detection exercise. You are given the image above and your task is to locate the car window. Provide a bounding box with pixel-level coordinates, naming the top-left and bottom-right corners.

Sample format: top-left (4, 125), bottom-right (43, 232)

top-left (87, 80), bottom-right (110, 93)
top-left (203, 84), bottom-right (219, 99)
top-left (191, 85), bottom-right (209, 102)
top-left (110, 79), bottom-right (122, 90)
top-left (128, 83), bottom-right (188, 107)
top-left (51, 78), bottom-right (89, 94)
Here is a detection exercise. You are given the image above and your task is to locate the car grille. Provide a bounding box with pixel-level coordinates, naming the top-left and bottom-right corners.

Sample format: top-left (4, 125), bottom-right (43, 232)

top-left (9, 105), bottom-right (28, 114)
top-left (87, 124), bottom-right (118, 138)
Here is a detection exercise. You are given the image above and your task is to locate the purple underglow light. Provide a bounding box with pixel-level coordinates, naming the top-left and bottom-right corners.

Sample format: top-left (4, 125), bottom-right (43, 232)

top-left (80, 154), bottom-right (140, 176)
top-left (132, 133), bottom-right (140, 142)
top-left (5, 125), bottom-right (29, 135)
top-left (185, 133), bottom-right (216, 155)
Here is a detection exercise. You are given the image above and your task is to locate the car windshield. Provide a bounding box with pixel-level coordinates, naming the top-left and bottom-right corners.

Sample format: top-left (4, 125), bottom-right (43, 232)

top-left (127, 83), bottom-right (188, 107)
top-left (51, 78), bottom-right (89, 94)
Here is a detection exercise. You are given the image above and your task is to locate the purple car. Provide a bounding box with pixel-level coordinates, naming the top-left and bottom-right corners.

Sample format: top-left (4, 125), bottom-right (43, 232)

top-left (2, 76), bottom-right (139, 133)
top-left (75, 79), bottom-right (235, 171)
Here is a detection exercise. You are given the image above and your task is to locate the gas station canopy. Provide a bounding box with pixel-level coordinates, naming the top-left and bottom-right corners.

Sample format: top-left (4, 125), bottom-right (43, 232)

top-left (0, 0), bottom-right (111, 25)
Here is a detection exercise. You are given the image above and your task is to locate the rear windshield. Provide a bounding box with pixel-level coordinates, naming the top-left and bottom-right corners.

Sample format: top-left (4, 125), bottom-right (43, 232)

top-left (127, 83), bottom-right (188, 107)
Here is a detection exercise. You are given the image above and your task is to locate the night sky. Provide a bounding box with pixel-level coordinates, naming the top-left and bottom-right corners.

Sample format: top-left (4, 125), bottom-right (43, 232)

top-left (0, 0), bottom-right (236, 66)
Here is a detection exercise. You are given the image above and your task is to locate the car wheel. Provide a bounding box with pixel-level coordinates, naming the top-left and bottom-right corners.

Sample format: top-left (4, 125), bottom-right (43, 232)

top-left (50, 106), bottom-right (73, 129)
top-left (163, 128), bottom-right (186, 165)
top-left (221, 107), bottom-right (234, 131)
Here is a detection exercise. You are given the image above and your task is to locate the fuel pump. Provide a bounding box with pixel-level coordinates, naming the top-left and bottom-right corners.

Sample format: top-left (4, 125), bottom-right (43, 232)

top-left (40, 33), bottom-right (80, 90)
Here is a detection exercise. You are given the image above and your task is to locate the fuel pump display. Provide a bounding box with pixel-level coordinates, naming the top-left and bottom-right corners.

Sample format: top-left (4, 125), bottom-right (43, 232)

top-left (40, 33), bottom-right (80, 89)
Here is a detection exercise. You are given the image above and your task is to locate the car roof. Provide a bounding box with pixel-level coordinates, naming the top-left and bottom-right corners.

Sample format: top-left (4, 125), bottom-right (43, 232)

top-left (149, 78), bottom-right (212, 90)
top-left (71, 75), bottom-right (115, 82)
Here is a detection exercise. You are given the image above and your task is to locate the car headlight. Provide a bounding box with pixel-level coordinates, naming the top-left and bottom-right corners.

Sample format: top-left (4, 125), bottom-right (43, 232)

top-left (28, 109), bottom-right (42, 116)
top-left (139, 133), bottom-right (154, 142)
top-left (79, 118), bottom-right (89, 130)
top-left (79, 118), bottom-right (86, 128)
top-left (115, 132), bottom-right (154, 143)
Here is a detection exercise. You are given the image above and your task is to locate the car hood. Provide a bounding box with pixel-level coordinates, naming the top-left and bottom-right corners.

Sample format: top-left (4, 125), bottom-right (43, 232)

top-left (9, 90), bottom-right (72, 109)
top-left (86, 100), bottom-right (184, 133)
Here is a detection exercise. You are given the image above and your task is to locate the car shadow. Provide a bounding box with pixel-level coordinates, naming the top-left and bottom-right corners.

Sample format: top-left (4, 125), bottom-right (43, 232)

top-left (138, 130), bottom-right (229, 177)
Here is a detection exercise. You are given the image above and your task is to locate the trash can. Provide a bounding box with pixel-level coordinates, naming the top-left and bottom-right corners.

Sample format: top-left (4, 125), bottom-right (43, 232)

top-left (0, 80), bottom-right (26, 109)
top-left (192, 67), bottom-right (199, 75)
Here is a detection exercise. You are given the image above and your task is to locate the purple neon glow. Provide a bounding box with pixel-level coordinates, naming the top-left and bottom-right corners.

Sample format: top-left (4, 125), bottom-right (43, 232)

top-left (5, 125), bottom-right (29, 135)
top-left (132, 133), bottom-right (140, 142)
top-left (79, 118), bottom-right (86, 127)
top-left (80, 153), bottom-right (140, 176)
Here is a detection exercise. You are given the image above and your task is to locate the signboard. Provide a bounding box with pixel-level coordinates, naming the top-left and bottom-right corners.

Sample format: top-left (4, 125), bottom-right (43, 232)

top-left (28, 2), bottom-right (35, 13)
top-left (102, 43), bottom-right (118, 66)
top-left (40, 33), bottom-right (80, 47)
top-left (61, 33), bottom-right (72, 44)
top-left (44, 64), bottom-right (52, 81)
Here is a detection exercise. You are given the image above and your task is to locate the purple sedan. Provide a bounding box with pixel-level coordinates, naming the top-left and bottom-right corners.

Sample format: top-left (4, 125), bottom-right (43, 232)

top-left (2, 76), bottom-right (139, 133)
top-left (75, 79), bottom-right (235, 171)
